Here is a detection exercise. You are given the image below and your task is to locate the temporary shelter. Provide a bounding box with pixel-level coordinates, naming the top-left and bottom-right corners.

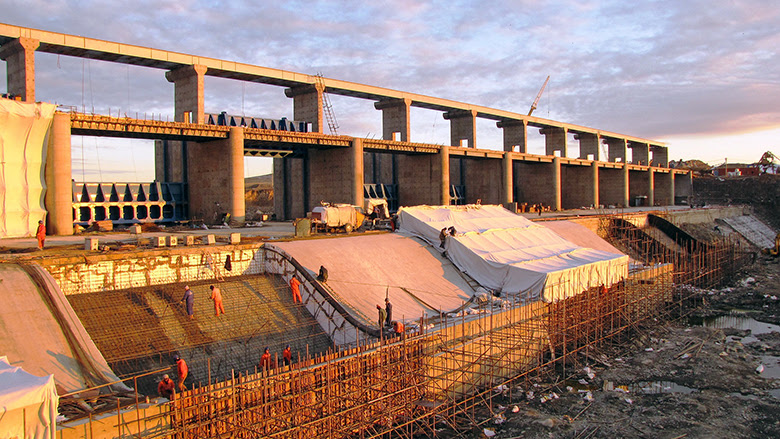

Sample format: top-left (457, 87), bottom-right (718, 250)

top-left (0, 356), bottom-right (58, 439)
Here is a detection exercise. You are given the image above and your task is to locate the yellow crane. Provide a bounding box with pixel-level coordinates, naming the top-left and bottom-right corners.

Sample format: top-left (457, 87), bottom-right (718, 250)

top-left (528, 75), bottom-right (550, 116)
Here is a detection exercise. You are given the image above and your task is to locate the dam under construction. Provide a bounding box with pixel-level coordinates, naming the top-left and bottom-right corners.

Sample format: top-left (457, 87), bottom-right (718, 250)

top-left (1, 204), bottom-right (767, 438)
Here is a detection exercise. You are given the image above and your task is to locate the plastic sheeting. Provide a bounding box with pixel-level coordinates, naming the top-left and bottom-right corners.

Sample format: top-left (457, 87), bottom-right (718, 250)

top-left (398, 205), bottom-right (628, 302)
top-left (0, 99), bottom-right (56, 238)
top-left (0, 356), bottom-right (58, 439)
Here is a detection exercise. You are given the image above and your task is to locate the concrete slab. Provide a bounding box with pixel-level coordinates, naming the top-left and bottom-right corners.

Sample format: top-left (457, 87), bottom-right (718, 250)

top-left (274, 233), bottom-right (475, 326)
top-left (721, 215), bottom-right (777, 249)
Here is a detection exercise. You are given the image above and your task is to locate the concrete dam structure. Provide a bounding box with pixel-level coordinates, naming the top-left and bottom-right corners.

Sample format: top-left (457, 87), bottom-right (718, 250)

top-left (0, 23), bottom-right (692, 240)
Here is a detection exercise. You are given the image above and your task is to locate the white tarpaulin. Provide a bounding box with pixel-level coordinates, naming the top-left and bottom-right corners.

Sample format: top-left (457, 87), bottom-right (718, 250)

top-left (0, 99), bottom-right (56, 238)
top-left (0, 356), bottom-right (58, 439)
top-left (398, 205), bottom-right (628, 302)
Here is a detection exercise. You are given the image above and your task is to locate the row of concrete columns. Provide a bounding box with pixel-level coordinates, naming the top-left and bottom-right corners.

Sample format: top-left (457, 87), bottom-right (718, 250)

top-left (1, 36), bottom-right (668, 167)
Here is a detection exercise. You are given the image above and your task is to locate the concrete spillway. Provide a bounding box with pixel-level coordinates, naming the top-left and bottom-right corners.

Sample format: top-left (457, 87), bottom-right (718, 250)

top-left (0, 263), bottom-right (125, 394)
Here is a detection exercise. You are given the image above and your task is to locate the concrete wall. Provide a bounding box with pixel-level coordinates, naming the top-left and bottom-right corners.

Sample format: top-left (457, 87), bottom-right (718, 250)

top-left (463, 157), bottom-right (502, 204)
top-left (363, 151), bottom-right (395, 185)
top-left (514, 161), bottom-right (557, 207)
top-left (629, 170), bottom-right (650, 207)
top-left (396, 153), bottom-right (442, 206)
top-left (599, 167), bottom-right (626, 207)
top-left (40, 245), bottom-right (263, 295)
top-left (654, 171), bottom-right (674, 206)
top-left (273, 156), bottom-right (307, 220)
top-left (561, 164), bottom-right (595, 209)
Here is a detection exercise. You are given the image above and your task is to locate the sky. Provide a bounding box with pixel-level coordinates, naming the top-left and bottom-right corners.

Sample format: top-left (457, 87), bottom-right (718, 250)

top-left (1, 0), bottom-right (778, 181)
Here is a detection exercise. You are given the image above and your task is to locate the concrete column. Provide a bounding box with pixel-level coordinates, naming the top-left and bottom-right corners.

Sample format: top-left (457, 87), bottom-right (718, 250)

top-left (352, 138), bottom-right (365, 207)
top-left (552, 157), bottom-right (562, 211)
top-left (374, 98), bottom-right (411, 141)
top-left (444, 109), bottom-right (477, 148)
top-left (497, 119), bottom-right (528, 152)
top-left (45, 112), bottom-right (73, 235)
top-left (540, 127), bottom-right (567, 157)
top-left (440, 145), bottom-right (450, 205)
top-left (165, 64), bottom-right (208, 123)
top-left (591, 161), bottom-right (600, 208)
top-left (503, 152), bottom-right (514, 204)
top-left (228, 127), bottom-right (245, 224)
top-left (576, 132), bottom-right (601, 160)
top-left (648, 169), bottom-right (655, 206)
top-left (651, 145), bottom-right (669, 167)
top-left (285, 83), bottom-right (324, 134)
top-left (629, 142), bottom-right (649, 165)
top-left (0, 37), bottom-right (39, 102)
top-left (622, 164), bottom-right (630, 207)
top-left (669, 172), bottom-right (676, 205)
top-left (605, 138), bottom-right (627, 163)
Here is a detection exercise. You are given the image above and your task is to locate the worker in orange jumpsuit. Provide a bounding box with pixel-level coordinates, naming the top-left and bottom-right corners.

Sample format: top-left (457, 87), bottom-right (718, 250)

top-left (36, 220), bottom-right (46, 250)
top-left (289, 276), bottom-right (302, 303)
top-left (260, 347), bottom-right (274, 370)
top-left (282, 345), bottom-right (292, 367)
top-left (157, 374), bottom-right (175, 400)
top-left (175, 355), bottom-right (188, 392)
top-left (209, 285), bottom-right (225, 316)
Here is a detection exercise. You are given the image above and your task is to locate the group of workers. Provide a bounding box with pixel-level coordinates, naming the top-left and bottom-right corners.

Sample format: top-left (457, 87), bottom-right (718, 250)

top-left (178, 284), bottom-right (226, 319)
top-left (157, 355), bottom-right (189, 400)
top-left (376, 297), bottom-right (404, 336)
top-left (439, 226), bottom-right (458, 249)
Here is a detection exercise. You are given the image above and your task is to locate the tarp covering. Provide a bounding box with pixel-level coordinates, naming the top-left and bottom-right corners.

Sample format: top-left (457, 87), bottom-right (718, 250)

top-left (0, 99), bottom-right (56, 238)
top-left (398, 205), bottom-right (628, 302)
top-left (0, 356), bottom-right (58, 439)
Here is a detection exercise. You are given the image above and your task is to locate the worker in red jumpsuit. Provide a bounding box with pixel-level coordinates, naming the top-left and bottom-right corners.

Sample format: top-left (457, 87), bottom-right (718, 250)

top-left (175, 355), bottom-right (188, 392)
top-left (282, 345), bottom-right (292, 367)
top-left (210, 285), bottom-right (225, 316)
top-left (289, 276), bottom-right (302, 303)
top-left (157, 374), bottom-right (175, 400)
top-left (36, 220), bottom-right (46, 250)
top-left (260, 347), bottom-right (274, 370)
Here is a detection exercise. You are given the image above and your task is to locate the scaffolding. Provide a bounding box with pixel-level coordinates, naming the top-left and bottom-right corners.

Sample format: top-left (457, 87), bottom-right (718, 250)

top-left (67, 215), bottom-right (754, 437)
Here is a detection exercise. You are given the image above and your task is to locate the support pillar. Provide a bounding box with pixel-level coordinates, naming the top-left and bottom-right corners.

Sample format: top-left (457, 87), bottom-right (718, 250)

top-left (651, 145), bottom-right (669, 167)
top-left (605, 138), bottom-right (627, 163)
top-left (374, 98), bottom-right (411, 141)
top-left (227, 127), bottom-right (245, 224)
top-left (540, 127), bottom-right (567, 157)
top-left (45, 112), bottom-right (73, 235)
top-left (591, 161), bottom-right (600, 208)
top-left (629, 142), bottom-right (649, 165)
top-left (552, 157), bottom-right (562, 211)
top-left (443, 109), bottom-right (477, 148)
top-left (576, 132), bottom-right (601, 160)
top-left (165, 64), bottom-right (207, 123)
top-left (648, 169), bottom-right (655, 206)
top-left (0, 37), bottom-right (39, 102)
top-left (440, 145), bottom-right (450, 205)
top-left (503, 152), bottom-right (513, 204)
top-left (668, 172), bottom-right (675, 205)
top-left (285, 83), bottom-right (324, 134)
top-left (622, 164), bottom-right (630, 207)
top-left (497, 119), bottom-right (528, 152)
top-left (352, 138), bottom-right (365, 207)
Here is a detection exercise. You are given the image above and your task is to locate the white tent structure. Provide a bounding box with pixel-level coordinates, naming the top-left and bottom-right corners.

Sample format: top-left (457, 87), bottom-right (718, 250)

top-left (398, 205), bottom-right (628, 302)
top-left (0, 356), bottom-right (58, 439)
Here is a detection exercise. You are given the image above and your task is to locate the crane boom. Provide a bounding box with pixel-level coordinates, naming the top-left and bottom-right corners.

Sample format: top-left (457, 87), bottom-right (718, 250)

top-left (528, 75), bottom-right (550, 116)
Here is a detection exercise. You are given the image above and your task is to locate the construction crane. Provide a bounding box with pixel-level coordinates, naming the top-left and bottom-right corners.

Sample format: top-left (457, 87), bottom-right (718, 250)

top-left (528, 75), bottom-right (550, 116)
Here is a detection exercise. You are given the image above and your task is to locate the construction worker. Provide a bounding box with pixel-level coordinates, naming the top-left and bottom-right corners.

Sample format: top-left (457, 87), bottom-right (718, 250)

top-left (377, 304), bottom-right (387, 329)
top-left (174, 355), bottom-right (188, 392)
top-left (392, 320), bottom-right (405, 336)
top-left (282, 345), bottom-right (292, 366)
top-left (439, 228), bottom-right (447, 249)
top-left (317, 265), bottom-right (329, 283)
top-left (289, 276), bottom-right (302, 303)
top-left (210, 285), bottom-right (225, 316)
top-left (180, 286), bottom-right (195, 319)
top-left (157, 374), bottom-right (175, 400)
top-left (36, 220), bottom-right (46, 250)
top-left (260, 347), bottom-right (274, 370)
top-left (384, 297), bottom-right (393, 327)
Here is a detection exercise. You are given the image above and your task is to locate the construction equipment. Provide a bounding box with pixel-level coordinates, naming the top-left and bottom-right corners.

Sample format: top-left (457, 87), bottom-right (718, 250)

top-left (310, 202), bottom-right (365, 234)
top-left (761, 232), bottom-right (780, 257)
top-left (528, 75), bottom-right (550, 116)
top-left (757, 151), bottom-right (778, 174)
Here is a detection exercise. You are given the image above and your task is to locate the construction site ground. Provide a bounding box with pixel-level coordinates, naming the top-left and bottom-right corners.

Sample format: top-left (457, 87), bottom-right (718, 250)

top-left (462, 236), bottom-right (780, 438)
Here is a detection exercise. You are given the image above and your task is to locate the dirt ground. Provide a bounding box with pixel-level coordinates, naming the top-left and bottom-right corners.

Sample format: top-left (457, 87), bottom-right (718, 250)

top-left (464, 251), bottom-right (780, 438)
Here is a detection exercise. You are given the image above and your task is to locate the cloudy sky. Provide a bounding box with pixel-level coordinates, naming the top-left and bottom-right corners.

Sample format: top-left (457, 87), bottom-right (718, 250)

top-left (2, 0), bottom-right (778, 181)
